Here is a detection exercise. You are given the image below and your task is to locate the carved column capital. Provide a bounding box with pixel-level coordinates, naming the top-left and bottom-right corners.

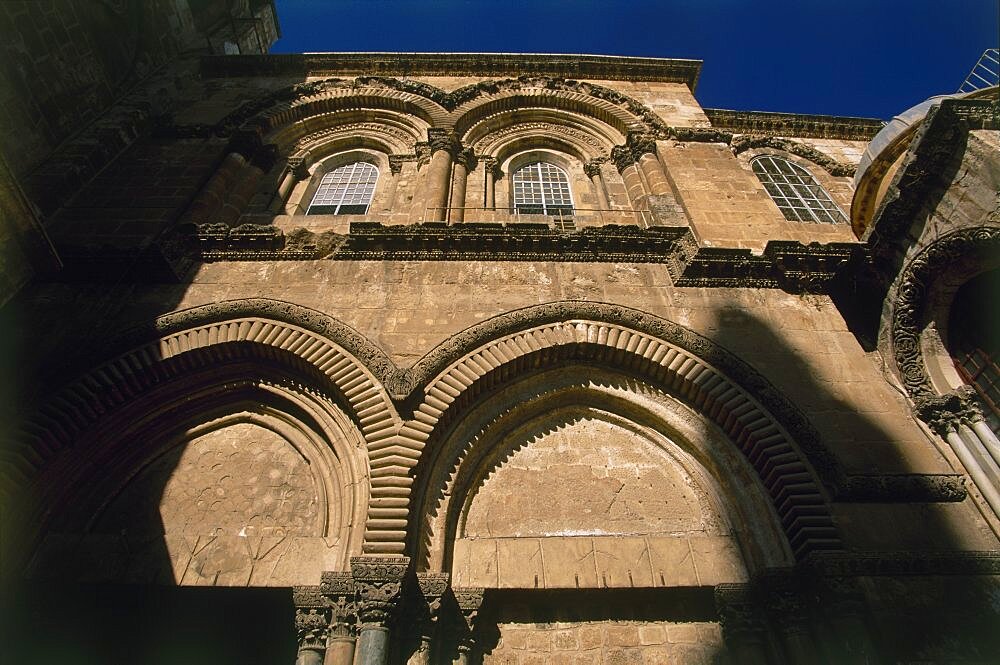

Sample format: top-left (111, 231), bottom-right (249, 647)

top-left (454, 147), bottom-right (477, 170)
top-left (321, 571), bottom-right (358, 639)
top-left (427, 129), bottom-right (461, 155)
top-left (914, 386), bottom-right (984, 436)
top-left (584, 159), bottom-right (606, 178)
top-left (350, 556), bottom-right (409, 630)
top-left (626, 131), bottom-right (659, 157)
top-left (388, 155), bottom-right (407, 175)
top-left (414, 142), bottom-right (432, 167)
top-left (714, 583), bottom-right (766, 645)
top-left (453, 587), bottom-right (485, 655)
top-left (293, 586), bottom-right (330, 652)
top-left (287, 156), bottom-right (310, 179)
top-left (611, 144), bottom-right (635, 172)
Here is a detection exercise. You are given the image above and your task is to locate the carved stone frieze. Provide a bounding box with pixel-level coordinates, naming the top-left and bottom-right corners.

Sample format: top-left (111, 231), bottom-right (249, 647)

top-left (703, 108), bottom-right (884, 141)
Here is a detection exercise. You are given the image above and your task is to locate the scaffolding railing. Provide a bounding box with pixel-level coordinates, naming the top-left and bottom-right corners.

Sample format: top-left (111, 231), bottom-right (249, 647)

top-left (958, 48), bottom-right (999, 94)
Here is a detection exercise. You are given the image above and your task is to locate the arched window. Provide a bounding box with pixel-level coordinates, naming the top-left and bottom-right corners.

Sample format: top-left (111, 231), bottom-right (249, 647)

top-left (948, 269), bottom-right (1000, 435)
top-left (751, 155), bottom-right (847, 224)
top-left (307, 161), bottom-right (378, 215)
top-left (511, 161), bottom-right (574, 217)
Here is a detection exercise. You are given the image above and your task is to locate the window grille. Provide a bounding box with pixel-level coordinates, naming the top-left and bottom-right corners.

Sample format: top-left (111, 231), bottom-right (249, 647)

top-left (307, 161), bottom-right (378, 215)
top-left (751, 156), bottom-right (846, 224)
top-left (949, 270), bottom-right (1000, 437)
top-left (511, 161), bottom-right (574, 217)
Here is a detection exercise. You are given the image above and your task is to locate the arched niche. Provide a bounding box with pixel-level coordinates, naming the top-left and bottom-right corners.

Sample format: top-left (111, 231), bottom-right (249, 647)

top-left (288, 147), bottom-right (391, 217)
top-left (270, 108), bottom-right (426, 156)
top-left (26, 353), bottom-right (371, 587)
top-left (413, 366), bottom-right (792, 589)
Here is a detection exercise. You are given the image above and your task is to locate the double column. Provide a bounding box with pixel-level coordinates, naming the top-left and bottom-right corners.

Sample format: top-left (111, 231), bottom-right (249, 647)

top-left (293, 557), bottom-right (487, 665)
top-left (611, 131), bottom-right (672, 225)
top-left (187, 130), bottom-right (278, 226)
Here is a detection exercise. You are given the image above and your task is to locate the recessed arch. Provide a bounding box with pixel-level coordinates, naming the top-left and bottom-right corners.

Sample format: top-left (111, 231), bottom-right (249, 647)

top-left (411, 367), bottom-right (796, 582)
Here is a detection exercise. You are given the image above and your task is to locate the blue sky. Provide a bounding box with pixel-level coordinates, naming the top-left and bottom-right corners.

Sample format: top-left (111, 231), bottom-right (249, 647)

top-left (270, 0), bottom-right (998, 120)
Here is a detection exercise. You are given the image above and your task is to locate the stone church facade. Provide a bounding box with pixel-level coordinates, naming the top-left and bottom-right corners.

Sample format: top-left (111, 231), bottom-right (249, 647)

top-left (1, 3), bottom-right (999, 664)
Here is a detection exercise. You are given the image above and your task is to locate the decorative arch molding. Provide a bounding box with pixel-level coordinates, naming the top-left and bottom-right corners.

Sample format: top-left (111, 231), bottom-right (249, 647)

top-left (220, 76), bottom-right (667, 142)
top-left (890, 226), bottom-right (1000, 407)
top-left (274, 110), bottom-right (427, 157)
top-left (448, 77), bottom-right (668, 136)
top-left (469, 119), bottom-right (616, 162)
top-left (731, 135), bottom-right (856, 177)
top-left (6, 299), bottom-right (404, 502)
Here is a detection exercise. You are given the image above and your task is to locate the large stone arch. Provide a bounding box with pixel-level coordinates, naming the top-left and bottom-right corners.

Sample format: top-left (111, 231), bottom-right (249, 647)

top-left (360, 302), bottom-right (841, 560)
top-left (6, 299), bottom-right (404, 576)
top-left (412, 366), bottom-right (796, 586)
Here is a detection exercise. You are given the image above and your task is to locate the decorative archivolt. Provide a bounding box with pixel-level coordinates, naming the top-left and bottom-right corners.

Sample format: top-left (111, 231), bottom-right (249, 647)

top-left (225, 76), bottom-right (666, 141)
top-left (470, 121), bottom-right (613, 161)
top-left (289, 122), bottom-right (417, 160)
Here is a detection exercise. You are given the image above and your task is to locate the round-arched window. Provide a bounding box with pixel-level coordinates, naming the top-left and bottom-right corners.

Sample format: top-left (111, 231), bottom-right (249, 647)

top-left (511, 161), bottom-right (574, 217)
top-left (307, 161), bottom-right (379, 215)
top-left (948, 269), bottom-right (1000, 435)
top-left (751, 155), bottom-right (846, 224)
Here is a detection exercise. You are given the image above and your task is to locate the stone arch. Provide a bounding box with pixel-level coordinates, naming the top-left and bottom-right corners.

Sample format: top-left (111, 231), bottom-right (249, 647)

top-left (412, 367), bottom-right (795, 584)
top-left (361, 302), bottom-right (841, 560)
top-left (276, 109), bottom-right (426, 157)
top-left (465, 108), bottom-right (621, 159)
top-left (889, 226), bottom-right (1000, 402)
top-left (5, 299), bottom-right (405, 567)
top-left (252, 84), bottom-right (447, 137)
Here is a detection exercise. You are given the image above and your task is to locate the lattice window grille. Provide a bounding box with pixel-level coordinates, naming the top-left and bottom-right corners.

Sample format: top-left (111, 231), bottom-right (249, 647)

top-left (512, 161), bottom-right (574, 217)
top-left (751, 155), bottom-right (847, 224)
top-left (307, 161), bottom-right (378, 215)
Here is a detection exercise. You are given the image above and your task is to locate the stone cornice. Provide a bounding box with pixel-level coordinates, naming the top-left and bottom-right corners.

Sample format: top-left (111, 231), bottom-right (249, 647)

top-left (704, 108), bottom-right (884, 141)
top-left (200, 52), bottom-right (703, 88)
top-left (186, 221), bottom-right (869, 296)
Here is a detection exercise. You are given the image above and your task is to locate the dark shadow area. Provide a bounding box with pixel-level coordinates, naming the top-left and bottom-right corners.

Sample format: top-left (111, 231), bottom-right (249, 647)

top-left (2, 584), bottom-right (296, 665)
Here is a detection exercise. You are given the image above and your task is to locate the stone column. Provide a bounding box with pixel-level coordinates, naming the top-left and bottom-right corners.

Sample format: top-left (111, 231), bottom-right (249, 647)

top-left (424, 129), bottom-right (459, 221)
top-left (409, 143), bottom-right (432, 221)
top-left (714, 584), bottom-right (771, 665)
top-left (481, 157), bottom-right (498, 210)
top-left (351, 556), bottom-right (409, 665)
top-left (385, 156), bottom-right (406, 212)
top-left (449, 148), bottom-right (475, 223)
top-left (406, 573), bottom-right (450, 665)
top-left (270, 156), bottom-right (309, 213)
top-left (584, 159), bottom-right (609, 220)
top-left (626, 132), bottom-right (671, 196)
top-left (452, 588), bottom-right (485, 665)
top-left (293, 587), bottom-right (329, 665)
top-left (320, 572), bottom-right (358, 665)
top-left (218, 144), bottom-right (277, 226)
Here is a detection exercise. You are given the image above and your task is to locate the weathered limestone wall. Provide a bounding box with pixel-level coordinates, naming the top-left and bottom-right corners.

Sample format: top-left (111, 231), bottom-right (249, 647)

top-left (484, 620), bottom-right (725, 665)
top-left (659, 139), bottom-right (857, 250)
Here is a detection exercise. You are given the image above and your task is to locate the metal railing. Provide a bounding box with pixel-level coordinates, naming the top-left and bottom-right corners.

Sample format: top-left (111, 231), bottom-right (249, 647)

top-left (422, 206), bottom-right (654, 229)
top-left (958, 48), bottom-right (999, 94)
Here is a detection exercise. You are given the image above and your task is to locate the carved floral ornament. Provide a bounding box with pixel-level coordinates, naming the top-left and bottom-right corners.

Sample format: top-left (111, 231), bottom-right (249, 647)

top-left (890, 226), bottom-right (1000, 432)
